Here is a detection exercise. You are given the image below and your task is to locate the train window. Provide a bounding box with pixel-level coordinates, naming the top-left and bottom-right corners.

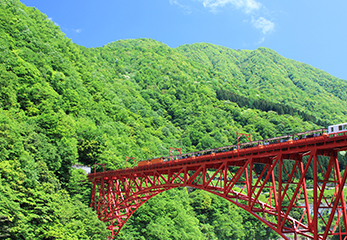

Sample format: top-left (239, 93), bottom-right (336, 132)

top-left (331, 127), bottom-right (334, 132)
top-left (344, 125), bottom-right (347, 130)
top-left (339, 125), bottom-right (343, 131)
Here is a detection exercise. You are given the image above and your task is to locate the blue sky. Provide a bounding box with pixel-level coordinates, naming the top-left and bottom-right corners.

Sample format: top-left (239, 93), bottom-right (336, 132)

top-left (21, 0), bottom-right (347, 80)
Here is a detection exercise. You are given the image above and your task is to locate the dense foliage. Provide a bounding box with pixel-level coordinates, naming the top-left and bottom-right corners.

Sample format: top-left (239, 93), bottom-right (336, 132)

top-left (216, 88), bottom-right (329, 126)
top-left (0, 0), bottom-right (346, 239)
top-left (117, 188), bottom-right (277, 240)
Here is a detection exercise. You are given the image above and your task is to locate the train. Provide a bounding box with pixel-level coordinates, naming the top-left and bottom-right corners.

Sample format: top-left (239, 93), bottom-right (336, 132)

top-left (136, 123), bottom-right (347, 167)
top-left (328, 123), bottom-right (347, 134)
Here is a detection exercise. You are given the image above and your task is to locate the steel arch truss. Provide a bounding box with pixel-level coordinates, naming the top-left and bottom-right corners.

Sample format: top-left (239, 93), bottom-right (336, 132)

top-left (90, 136), bottom-right (347, 239)
top-left (91, 150), bottom-right (347, 239)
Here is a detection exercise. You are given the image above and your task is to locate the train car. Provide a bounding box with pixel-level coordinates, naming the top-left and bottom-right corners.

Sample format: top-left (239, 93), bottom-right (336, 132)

top-left (135, 125), bottom-right (344, 169)
top-left (328, 123), bottom-right (347, 134)
top-left (138, 160), bottom-right (150, 167)
top-left (150, 157), bottom-right (163, 164)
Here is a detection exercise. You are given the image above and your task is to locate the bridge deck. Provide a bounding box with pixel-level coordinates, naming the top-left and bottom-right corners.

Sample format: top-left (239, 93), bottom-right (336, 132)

top-left (89, 131), bottom-right (347, 239)
top-left (89, 132), bottom-right (347, 181)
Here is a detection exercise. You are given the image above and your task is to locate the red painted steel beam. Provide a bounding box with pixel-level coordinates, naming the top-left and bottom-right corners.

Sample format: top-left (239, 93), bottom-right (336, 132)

top-left (89, 133), bottom-right (347, 239)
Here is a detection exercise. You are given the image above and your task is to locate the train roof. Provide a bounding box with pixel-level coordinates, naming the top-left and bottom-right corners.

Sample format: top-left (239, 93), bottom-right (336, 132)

top-left (329, 122), bottom-right (347, 127)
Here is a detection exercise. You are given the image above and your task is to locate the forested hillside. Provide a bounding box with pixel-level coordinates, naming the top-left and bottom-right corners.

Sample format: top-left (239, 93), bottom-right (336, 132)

top-left (0, 0), bottom-right (346, 239)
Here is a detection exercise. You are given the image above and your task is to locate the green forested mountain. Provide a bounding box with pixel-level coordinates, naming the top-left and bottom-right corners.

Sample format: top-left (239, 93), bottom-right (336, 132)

top-left (0, 0), bottom-right (346, 239)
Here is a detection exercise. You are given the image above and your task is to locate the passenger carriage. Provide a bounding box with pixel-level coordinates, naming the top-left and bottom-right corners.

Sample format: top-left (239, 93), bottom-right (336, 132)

top-left (136, 123), bottom-right (347, 166)
top-left (328, 123), bottom-right (347, 134)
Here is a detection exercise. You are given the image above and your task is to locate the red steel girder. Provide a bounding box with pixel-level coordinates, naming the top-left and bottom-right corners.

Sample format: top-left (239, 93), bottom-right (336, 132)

top-left (89, 132), bottom-right (347, 239)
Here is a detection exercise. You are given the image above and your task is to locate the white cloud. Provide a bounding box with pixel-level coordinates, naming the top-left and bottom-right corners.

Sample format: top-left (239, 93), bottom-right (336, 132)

top-left (251, 17), bottom-right (274, 34)
top-left (75, 29), bottom-right (82, 33)
top-left (168, 0), bottom-right (275, 44)
top-left (201, 0), bottom-right (261, 14)
top-left (170, 0), bottom-right (192, 14)
top-left (257, 36), bottom-right (265, 44)
top-left (47, 17), bottom-right (59, 26)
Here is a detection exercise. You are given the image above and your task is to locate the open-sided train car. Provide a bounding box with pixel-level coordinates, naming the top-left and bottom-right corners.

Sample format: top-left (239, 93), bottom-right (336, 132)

top-left (136, 123), bottom-right (347, 167)
top-left (137, 157), bottom-right (168, 166)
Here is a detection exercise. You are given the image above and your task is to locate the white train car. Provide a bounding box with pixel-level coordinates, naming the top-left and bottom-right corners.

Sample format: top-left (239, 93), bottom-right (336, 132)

top-left (328, 123), bottom-right (347, 134)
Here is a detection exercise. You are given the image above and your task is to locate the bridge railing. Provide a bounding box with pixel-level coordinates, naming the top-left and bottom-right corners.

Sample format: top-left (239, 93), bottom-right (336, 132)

top-left (90, 129), bottom-right (347, 177)
top-left (163, 128), bottom-right (329, 162)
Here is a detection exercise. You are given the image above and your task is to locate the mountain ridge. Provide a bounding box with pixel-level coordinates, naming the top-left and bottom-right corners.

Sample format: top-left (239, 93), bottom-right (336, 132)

top-left (0, 1), bottom-right (346, 239)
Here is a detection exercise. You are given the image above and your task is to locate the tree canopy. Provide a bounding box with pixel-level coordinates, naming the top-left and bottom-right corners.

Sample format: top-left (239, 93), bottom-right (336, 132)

top-left (0, 0), bottom-right (346, 239)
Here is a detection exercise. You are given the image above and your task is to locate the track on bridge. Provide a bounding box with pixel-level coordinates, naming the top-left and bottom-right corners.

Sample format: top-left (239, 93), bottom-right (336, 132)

top-left (89, 131), bottom-right (347, 240)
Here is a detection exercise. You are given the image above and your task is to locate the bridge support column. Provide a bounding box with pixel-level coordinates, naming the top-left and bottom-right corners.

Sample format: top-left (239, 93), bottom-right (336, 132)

top-left (89, 132), bottom-right (347, 239)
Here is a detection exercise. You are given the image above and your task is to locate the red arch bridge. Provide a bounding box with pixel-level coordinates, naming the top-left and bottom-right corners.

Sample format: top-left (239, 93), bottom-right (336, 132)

top-left (88, 132), bottom-right (347, 239)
